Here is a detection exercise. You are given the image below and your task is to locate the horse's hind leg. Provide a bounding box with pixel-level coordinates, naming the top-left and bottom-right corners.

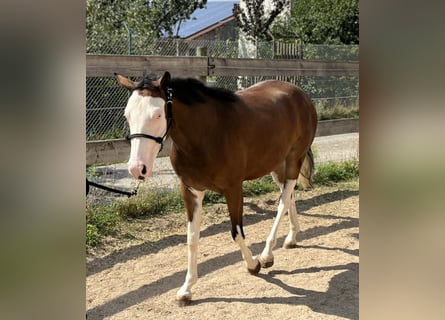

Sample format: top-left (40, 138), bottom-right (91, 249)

top-left (260, 153), bottom-right (303, 267)
top-left (271, 170), bottom-right (300, 249)
top-left (176, 182), bottom-right (205, 306)
top-left (283, 192), bottom-right (299, 248)
top-left (259, 178), bottom-right (297, 268)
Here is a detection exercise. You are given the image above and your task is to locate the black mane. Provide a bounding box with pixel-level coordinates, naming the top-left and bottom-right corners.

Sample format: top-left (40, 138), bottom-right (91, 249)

top-left (137, 74), bottom-right (239, 105)
top-left (169, 78), bottom-right (239, 105)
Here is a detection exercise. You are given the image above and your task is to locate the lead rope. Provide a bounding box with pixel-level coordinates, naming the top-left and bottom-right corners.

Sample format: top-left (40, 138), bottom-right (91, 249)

top-left (86, 178), bottom-right (142, 197)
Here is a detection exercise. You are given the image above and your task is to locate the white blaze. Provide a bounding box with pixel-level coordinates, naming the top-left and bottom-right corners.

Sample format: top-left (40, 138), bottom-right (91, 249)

top-left (124, 92), bottom-right (166, 179)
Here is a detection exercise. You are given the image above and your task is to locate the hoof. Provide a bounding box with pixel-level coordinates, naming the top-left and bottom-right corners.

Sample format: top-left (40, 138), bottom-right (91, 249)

top-left (248, 260), bottom-right (261, 275)
top-left (176, 296), bottom-right (192, 307)
top-left (261, 260), bottom-right (274, 268)
top-left (259, 256), bottom-right (274, 268)
top-left (283, 241), bottom-right (298, 249)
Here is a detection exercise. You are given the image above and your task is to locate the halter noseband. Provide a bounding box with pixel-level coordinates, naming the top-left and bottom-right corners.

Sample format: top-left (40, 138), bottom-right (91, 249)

top-left (125, 88), bottom-right (174, 152)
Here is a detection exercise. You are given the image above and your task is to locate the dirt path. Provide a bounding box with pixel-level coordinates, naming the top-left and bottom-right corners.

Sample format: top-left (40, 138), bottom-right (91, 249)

top-left (86, 182), bottom-right (359, 320)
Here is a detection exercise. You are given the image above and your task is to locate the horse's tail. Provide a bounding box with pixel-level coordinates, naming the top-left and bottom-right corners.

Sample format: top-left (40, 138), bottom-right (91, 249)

top-left (297, 147), bottom-right (315, 189)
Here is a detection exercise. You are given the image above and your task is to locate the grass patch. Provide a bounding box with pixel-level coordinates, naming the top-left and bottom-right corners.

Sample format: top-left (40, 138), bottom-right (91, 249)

top-left (86, 160), bottom-right (359, 248)
top-left (115, 187), bottom-right (184, 219)
top-left (243, 175), bottom-right (278, 196)
top-left (314, 160), bottom-right (359, 185)
top-left (316, 101), bottom-right (359, 121)
top-left (203, 176), bottom-right (279, 205)
top-left (203, 191), bottom-right (225, 204)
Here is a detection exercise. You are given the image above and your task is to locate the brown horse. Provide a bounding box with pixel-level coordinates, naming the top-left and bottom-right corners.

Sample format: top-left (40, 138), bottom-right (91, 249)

top-left (116, 72), bottom-right (317, 306)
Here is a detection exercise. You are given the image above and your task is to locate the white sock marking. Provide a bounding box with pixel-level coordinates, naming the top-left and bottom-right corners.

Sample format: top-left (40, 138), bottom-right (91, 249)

top-left (234, 225), bottom-right (258, 271)
top-left (177, 188), bottom-right (204, 301)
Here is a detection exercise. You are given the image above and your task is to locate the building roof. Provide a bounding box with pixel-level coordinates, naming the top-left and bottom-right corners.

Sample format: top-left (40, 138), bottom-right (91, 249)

top-left (171, 1), bottom-right (239, 39)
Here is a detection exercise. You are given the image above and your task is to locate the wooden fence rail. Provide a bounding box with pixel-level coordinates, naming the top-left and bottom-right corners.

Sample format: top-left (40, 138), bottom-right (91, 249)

top-left (86, 54), bottom-right (358, 78)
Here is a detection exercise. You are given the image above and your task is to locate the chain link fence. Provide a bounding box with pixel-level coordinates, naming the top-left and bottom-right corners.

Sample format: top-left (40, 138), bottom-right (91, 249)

top-left (87, 37), bottom-right (358, 141)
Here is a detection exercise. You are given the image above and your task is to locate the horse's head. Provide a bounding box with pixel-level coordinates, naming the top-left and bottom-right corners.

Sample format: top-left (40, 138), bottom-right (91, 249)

top-left (115, 72), bottom-right (171, 180)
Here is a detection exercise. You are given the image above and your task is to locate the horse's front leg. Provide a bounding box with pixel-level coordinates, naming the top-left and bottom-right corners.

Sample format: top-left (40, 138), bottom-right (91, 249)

top-left (225, 185), bottom-right (261, 275)
top-left (176, 183), bottom-right (204, 306)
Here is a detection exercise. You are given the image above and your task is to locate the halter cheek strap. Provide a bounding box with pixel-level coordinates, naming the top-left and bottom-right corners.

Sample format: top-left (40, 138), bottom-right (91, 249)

top-left (125, 88), bottom-right (174, 152)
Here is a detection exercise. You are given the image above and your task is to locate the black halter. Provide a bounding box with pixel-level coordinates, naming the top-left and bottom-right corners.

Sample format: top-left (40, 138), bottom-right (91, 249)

top-left (125, 88), bottom-right (174, 152)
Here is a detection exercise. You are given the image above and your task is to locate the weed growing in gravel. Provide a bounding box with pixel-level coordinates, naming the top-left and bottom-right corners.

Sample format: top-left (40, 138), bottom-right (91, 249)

top-left (86, 204), bottom-right (120, 246)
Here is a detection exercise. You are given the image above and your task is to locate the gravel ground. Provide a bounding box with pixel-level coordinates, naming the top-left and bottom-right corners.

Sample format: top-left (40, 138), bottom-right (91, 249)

top-left (87, 182), bottom-right (359, 319)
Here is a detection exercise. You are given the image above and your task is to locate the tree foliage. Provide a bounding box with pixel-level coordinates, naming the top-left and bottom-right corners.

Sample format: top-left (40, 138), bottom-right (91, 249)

top-left (233, 0), bottom-right (287, 41)
top-left (272, 0), bottom-right (359, 44)
top-left (86, 0), bottom-right (207, 52)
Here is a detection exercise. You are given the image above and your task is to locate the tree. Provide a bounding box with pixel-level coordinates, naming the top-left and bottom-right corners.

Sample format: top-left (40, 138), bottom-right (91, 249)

top-left (146, 0), bottom-right (208, 37)
top-left (86, 0), bottom-right (207, 53)
top-left (272, 0), bottom-right (359, 44)
top-left (233, 0), bottom-right (288, 41)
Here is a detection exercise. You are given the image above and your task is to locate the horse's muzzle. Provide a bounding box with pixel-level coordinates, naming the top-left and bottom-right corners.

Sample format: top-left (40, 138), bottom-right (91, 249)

top-left (128, 161), bottom-right (153, 180)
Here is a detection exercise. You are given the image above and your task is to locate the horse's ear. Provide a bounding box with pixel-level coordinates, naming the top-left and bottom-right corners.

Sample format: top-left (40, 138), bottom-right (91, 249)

top-left (114, 73), bottom-right (135, 91)
top-left (160, 71), bottom-right (171, 91)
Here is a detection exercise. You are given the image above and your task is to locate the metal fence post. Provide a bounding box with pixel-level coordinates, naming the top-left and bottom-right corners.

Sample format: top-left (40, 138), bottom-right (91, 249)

top-left (123, 23), bottom-right (133, 55)
top-left (196, 46), bottom-right (207, 84)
